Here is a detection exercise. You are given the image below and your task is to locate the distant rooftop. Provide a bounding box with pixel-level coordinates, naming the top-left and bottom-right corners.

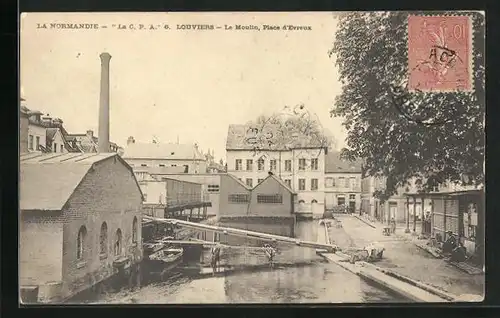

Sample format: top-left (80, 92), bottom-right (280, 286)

top-left (325, 151), bottom-right (362, 173)
top-left (123, 142), bottom-right (205, 160)
top-left (133, 165), bottom-right (187, 175)
top-left (226, 124), bottom-right (327, 151)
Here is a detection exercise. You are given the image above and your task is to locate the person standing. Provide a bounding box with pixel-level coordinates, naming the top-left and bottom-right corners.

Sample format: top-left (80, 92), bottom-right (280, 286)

top-left (210, 243), bottom-right (222, 275)
top-left (263, 244), bottom-right (276, 268)
top-left (390, 217), bottom-right (396, 234)
top-left (424, 211), bottom-right (431, 234)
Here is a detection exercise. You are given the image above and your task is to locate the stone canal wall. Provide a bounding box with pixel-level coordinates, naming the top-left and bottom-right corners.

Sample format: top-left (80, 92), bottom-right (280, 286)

top-left (316, 217), bottom-right (460, 302)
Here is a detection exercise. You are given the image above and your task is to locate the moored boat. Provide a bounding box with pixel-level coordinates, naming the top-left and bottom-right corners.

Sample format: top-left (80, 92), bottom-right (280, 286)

top-left (149, 248), bottom-right (184, 264)
top-left (145, 247), bottom-right (184, 279)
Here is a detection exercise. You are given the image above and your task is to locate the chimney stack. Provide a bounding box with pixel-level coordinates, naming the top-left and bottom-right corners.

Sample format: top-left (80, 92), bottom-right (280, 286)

top-left (98, 52), bottom-right (111, 153)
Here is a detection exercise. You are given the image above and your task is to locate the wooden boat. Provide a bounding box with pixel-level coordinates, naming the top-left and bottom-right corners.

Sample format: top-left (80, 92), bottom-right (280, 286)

top-left (145, 247), bottom-right (184, 278)
top-left (149, 247), bottom-right (184, 264)
top-left (112, 256), bottom-right (131, 268)
top-left (143, 236), bottom-right (175, 254)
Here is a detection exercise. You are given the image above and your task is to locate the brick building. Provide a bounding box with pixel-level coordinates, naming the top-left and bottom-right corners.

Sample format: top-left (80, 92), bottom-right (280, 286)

top-left (19, 152), bottom-right (143, 303)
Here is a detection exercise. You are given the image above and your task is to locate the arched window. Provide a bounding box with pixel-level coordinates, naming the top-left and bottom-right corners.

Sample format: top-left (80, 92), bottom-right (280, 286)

top-left (298, 200), bottom-right (305, 204)
top-left (132, 216), bottom-right (138, 244)
top-left (311, 199), bottom-right (318, 204)
top-left (114, 229), bottom-right (123, 256)
top-left (100, 222), bottom-right (108, 255)
top-left (77, 226), bottom-right (87, 260)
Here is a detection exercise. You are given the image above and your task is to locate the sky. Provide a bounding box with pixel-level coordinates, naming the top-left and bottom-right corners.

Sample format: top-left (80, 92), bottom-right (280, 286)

top-left (20, 12), bottom-right (346, 160)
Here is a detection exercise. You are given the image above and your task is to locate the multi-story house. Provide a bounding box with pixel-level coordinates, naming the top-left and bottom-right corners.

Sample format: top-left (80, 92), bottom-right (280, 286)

top-left (226, 124), bottom-right (327, 218)
top-left (27, 110), bottom-right (47, 152)
top-left (361, 176), bottom-right (408, 223)
top-left (20, 104), bottom-right (30, 154)
top-left (361, 173), bottom-right (482, 225)
top-left (324, 151), bottom-right (362, 213)
top-left (23, 106), bottom-right (78, 153)
top-left (66, 130), bottom-right (123, 154)
top-left (122, 137), bottom-right (207, 174)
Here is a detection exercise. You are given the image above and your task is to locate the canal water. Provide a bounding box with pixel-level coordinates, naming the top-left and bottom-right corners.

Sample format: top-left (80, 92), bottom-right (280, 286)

top-left (83, 220), bottom-right (406, 304)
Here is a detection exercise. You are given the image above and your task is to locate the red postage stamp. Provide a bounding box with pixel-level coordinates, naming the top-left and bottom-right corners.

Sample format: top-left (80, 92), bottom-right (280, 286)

top-left (408, 15), bottom-right (473, 92)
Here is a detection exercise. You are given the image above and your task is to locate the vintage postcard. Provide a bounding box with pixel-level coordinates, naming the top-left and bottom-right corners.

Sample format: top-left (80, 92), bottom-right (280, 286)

top-left (19, 11), bottom-right (485, 304)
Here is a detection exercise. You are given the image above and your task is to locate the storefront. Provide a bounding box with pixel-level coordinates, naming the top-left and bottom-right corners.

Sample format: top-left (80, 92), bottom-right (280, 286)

top-left (405, 189), bottom-right (484, 265)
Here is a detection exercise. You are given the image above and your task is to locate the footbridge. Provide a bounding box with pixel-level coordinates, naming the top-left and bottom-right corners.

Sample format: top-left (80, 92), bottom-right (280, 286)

top-left (142, 216), bottom-right (338, 252)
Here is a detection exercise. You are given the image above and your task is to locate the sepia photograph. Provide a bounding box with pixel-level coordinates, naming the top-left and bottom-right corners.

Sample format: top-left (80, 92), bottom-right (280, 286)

top-left (19, 11), bottom-right (485, 304)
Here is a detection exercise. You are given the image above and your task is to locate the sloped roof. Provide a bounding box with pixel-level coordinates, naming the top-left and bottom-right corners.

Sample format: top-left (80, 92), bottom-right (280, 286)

top-left (224, 173), bottom-right (251, 190)
top-left (46, 128), bottom-right (58, 141)
top-left (226, 124), bottom-right (327, 151)
top-left (325, 151), bottom-right (362, 173)
top-left (134, 165), bottom-right (186, 175)
top-left (254, 173), bottom-right (296, 194)
top-left (20, 152), bottom-right (140, 211)
top-left (20, 106), bottom-right (30, 115)
top-left (123, 142), bottom-right (205, 160)
top-left (208, 162), bottom-right (226, 172)
top-left (65, 133), bottom-right (121, 153)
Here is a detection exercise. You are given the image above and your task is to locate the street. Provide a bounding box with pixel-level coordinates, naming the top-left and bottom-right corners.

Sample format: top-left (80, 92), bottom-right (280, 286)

top-left (328, 215), bottom-right (484, 297)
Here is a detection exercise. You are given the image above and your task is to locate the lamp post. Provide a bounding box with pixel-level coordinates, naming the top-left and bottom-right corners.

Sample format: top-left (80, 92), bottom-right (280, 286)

top-left (405, 196), bottom-right (411, 233)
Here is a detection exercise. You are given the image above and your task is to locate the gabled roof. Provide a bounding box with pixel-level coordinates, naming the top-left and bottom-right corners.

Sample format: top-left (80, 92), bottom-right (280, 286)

top-left (65, 133), bottom-right (122, 153)
top-left (224, 173), bottom-right (251, 190)
top-left (46, 128), bottom-right (59, 141)
top-left (20, 152), bottom-right (142, 211)
top-left (253, 173), bottom-right (296, 194)
top-left (66, 134), bottom-right (98, 153)
top-left (226, 124), bottom-right (327, 151)
top-left (123, 142), bottom-right (205, 160)
top-left (325, 150), bottom-right (362, 173)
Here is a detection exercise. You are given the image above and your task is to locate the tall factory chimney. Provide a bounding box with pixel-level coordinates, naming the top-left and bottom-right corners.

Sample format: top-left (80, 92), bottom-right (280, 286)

top-left (98, 52), bottom-right (111, 153)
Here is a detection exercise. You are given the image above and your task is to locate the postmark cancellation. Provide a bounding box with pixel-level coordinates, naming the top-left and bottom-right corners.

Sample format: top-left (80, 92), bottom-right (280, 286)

top-left (408, 15), bottom-right (473, 92)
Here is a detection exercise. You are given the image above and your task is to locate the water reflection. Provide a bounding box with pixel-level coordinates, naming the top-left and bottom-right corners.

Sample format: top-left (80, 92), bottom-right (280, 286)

top-left (88, 220), bottom-right (407, 304)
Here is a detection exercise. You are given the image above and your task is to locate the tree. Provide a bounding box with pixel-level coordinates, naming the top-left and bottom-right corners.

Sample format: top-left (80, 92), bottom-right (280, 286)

top-left (330, 12), bottom-right (485, 201)
top-left (245, 104), bottom-right (334, 157)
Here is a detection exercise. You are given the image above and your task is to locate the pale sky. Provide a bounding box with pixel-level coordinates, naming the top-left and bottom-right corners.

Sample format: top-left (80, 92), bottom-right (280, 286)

top-left (20, 12), bottom-right (345, 160)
